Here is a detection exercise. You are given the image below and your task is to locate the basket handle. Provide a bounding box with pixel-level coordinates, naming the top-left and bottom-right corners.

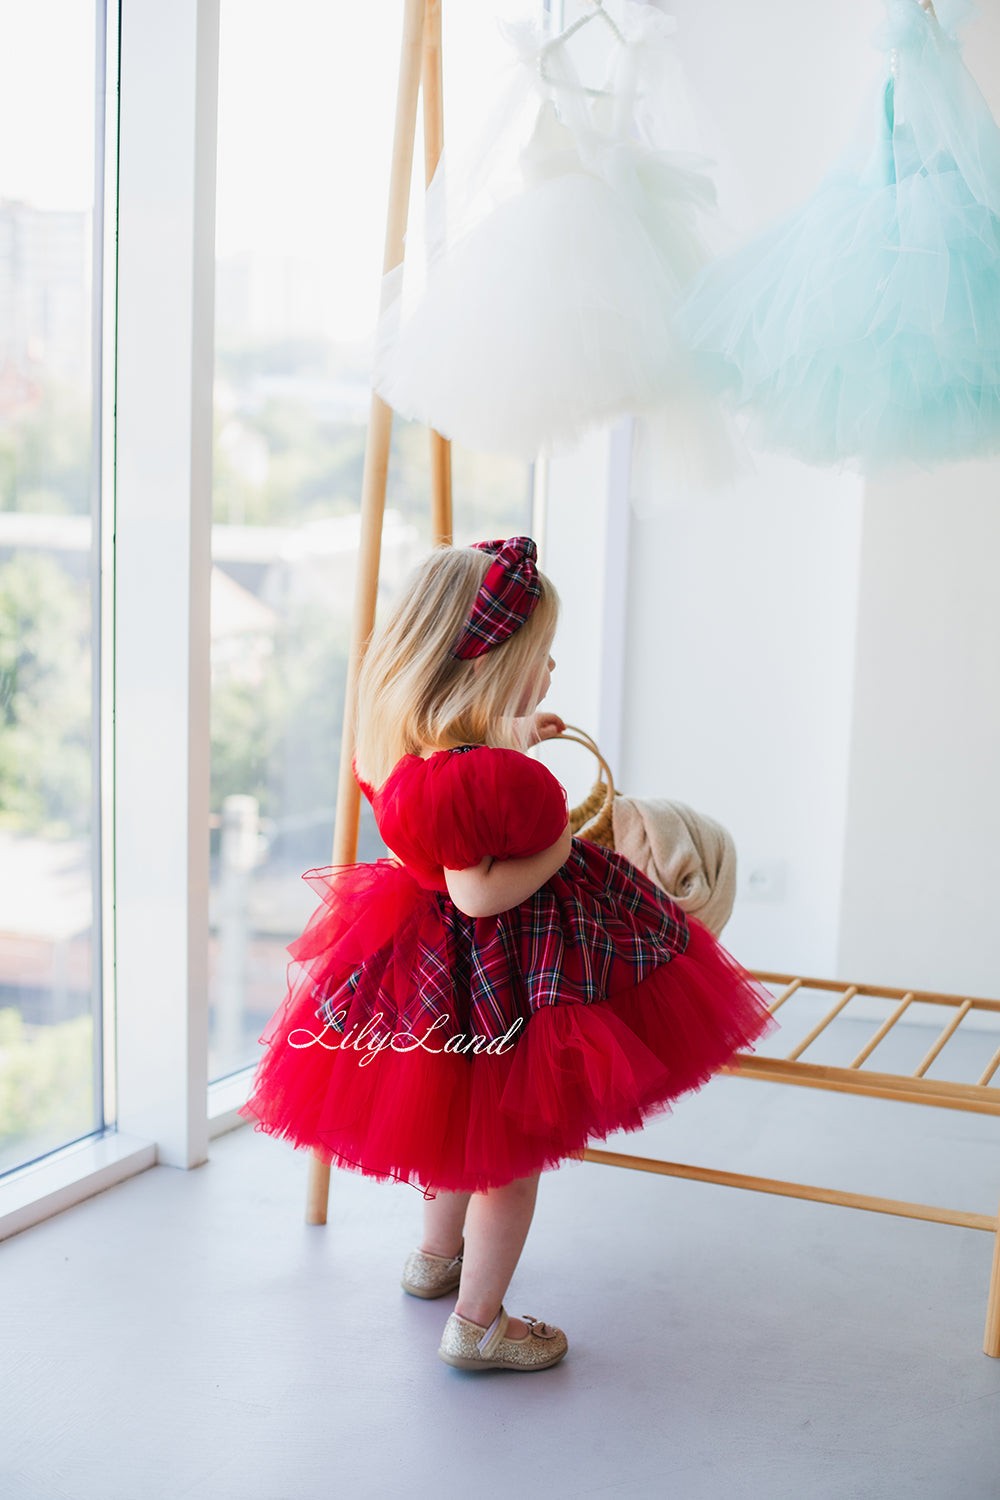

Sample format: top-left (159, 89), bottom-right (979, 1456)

top-left (556, 725), bottom-right (616, 798)
top-left (553, 726), bottom-right (616, 844)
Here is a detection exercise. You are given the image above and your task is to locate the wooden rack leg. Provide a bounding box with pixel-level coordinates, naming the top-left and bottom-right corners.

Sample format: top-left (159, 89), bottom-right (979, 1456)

top-left (985, 1194), bottom-right (1000, 1358)
top-left (306, 0), bottom-right (428, 1226)
top-left (421, 0), bottom-right (452, 545)
top-left (306, 1157), bottom-right (332, 1226)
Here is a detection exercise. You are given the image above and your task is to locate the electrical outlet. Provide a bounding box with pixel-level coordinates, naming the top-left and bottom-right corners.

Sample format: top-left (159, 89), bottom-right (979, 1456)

top-left (739, 857), bottom-right (787, 902)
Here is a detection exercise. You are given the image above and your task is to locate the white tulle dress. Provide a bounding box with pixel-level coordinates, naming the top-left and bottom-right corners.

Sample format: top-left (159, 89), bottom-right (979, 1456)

top-left (674, 0), bottom-right (1000, 473)
top-left (374, 5), bottom-right (722, 462)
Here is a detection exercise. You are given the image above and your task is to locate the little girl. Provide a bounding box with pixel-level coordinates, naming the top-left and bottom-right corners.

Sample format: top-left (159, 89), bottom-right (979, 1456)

top-left (242, 536), bottom-right (773, 1372)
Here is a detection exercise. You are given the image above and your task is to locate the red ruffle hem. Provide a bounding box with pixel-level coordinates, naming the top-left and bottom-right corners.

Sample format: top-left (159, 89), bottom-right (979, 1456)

top-left (241, 850), bottom-right (774, 1194)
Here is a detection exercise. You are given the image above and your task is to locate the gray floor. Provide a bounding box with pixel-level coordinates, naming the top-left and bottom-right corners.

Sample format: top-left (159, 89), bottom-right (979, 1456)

top-left (3, 1020), bottom-right (1000, 1500)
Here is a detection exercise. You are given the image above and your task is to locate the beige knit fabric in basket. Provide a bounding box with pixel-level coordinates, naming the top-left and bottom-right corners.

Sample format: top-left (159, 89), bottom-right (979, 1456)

top-left (611, 797), bottom-right (737, 937)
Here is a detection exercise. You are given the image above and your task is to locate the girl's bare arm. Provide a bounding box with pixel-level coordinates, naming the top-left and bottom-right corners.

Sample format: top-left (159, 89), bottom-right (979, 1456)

top-left (444, 823), bottom-right (572, 918)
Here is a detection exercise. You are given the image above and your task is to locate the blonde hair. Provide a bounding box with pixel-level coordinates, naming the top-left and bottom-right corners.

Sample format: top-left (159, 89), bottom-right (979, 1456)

top-left (354, 544), bottom-right (559, 788)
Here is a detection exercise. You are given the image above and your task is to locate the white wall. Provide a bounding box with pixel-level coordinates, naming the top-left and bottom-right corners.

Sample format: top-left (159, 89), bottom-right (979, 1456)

top-left (838, 466), bottom-right (1000, 995)
top-left (547, 0), bottom-right (1000, 995)
top-left (621, 460), bottom-right (862, 976)
top-left (543, 427), bottom-right (612, 745)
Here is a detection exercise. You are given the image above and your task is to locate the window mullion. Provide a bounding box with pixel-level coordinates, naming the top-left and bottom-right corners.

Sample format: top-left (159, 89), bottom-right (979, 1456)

top-left (113, 0), bottom-right (219, 1168)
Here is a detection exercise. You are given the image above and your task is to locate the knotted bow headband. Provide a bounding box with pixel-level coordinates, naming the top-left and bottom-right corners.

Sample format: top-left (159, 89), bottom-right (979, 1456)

top-left (450, 536), bottom-right (542, 660)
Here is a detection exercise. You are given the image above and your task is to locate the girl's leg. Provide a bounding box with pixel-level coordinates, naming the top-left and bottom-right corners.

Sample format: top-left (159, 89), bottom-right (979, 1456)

top-left (421, 1189), bottom-right (470, 1259)
top-left (455, 1172), bottom-right (540, 1340)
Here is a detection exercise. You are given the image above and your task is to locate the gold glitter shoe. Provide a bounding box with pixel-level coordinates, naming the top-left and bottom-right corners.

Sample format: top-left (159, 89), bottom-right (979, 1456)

top-left (401, 1244), bottom-right (463, 1299)
top-left (437, 1306), bottom-right (568, 1371)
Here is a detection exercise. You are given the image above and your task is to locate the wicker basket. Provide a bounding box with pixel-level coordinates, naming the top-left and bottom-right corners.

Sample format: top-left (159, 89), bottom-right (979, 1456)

top-left (558, 726), bottom-right (616, 849)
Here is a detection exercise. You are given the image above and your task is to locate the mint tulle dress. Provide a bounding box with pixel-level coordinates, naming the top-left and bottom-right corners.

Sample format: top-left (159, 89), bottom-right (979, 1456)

top-left (674, 0), bottom-right (1000, 472)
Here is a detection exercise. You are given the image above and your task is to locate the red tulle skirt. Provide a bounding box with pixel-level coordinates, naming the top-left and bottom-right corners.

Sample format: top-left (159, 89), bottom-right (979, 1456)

top-left (241, 852), bottom-right (773, 1193)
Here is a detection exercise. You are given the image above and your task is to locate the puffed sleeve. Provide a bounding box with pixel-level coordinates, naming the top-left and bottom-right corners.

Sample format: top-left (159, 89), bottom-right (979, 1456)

top-left (427, 747), bottom-right (568, 870)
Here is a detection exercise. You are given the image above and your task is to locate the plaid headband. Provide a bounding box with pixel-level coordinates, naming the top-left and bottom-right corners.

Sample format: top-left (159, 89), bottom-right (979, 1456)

top-left (450, 537), bottom-right (542, 660)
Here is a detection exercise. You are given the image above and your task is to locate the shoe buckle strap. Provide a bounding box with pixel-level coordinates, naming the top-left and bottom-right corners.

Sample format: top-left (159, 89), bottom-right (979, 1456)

top-left (476, 1306), bottom-right (509, 1358)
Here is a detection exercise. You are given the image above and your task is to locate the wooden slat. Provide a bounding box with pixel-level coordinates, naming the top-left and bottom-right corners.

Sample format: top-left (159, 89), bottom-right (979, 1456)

top-left (767, 977), bottom-right (802, 1014)
top-left (785, 986), bottom-right (859, 1061)
top-left (849, 994), bottom-right (914, 1069)
top-left (729, 1053), bottom-right (1000, 1116)
top-left (582, 1149), bottom-right (997, 1233)
top-left (912, 999), bottom-right (973, 1079)
top-left (978, 1045), bottom-right (1000, 1088)
top-left (753, 970), bottom-right (1000, 1015)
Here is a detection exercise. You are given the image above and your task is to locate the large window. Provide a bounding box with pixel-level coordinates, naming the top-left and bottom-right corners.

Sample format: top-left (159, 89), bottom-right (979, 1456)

top-left (209, 0), bottom-right (538, 1080)
top-left (0, 1), bottom-right (551, 1197)
top-left (0, 1), bottom-right (106, 1172)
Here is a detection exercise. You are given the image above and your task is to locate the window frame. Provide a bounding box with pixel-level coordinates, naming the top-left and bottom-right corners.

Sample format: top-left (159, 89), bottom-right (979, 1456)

top-left (0, 0), bottom-right (229, 1240)
top-left (2, 0), bottom-right (609, 1240)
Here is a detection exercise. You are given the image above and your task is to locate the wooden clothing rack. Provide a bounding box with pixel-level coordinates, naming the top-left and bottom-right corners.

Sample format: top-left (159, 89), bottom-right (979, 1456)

top-left (304, 0), bottom-right (451, 1225)
top-left (305, 0), bottom-right (1000, 1359)
top-left (585, 971), bottom-right (1000, 1359)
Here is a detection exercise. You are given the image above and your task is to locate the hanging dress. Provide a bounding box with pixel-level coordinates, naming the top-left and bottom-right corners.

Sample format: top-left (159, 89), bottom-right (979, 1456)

top-left (241, 746), bottom-right (773, 1193)
top-left (673, 0), bottom-right (1000, 472)
top-left (373, 5), bottom-right (722, 461)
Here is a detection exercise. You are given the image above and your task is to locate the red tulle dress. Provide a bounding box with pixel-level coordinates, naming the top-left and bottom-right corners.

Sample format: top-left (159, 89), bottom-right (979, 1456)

top-left (241, 745), bottom-right (773, 1192)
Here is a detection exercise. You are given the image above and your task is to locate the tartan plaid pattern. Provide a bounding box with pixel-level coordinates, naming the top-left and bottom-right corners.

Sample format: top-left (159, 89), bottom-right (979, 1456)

top-left (463, 843), bottom-right (688, 1038)
top-left (312, 746), bottom-right (689, 1047)
top-left (320, 842), bottom-right (689, 1044)
top-left (450, 536), bottom-right (542, 659)
top-left (315, 890), bottom-right (462, 1033)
